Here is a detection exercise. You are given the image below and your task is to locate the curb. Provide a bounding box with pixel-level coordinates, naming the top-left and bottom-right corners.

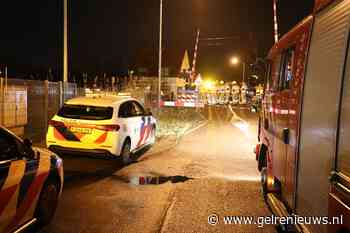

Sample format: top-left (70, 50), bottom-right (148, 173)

top-left (182, 121), bottom-right (208, 137)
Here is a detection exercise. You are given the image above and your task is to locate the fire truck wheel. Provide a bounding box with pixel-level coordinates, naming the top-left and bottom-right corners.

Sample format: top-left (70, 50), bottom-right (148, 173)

top-left (35, 179), bottom-right (59, 227)
top-left (261, 167), bottom-right (268, 198)
top-left (121, 139), bottom-right (132, 165)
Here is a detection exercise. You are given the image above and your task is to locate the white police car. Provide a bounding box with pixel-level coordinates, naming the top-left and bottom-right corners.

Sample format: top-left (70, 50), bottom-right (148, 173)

top-left (46, 96), bottom-right (156, 164)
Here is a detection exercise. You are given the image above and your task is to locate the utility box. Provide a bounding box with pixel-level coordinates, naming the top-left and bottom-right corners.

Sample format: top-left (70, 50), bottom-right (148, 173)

top-left (2, 85), bottom-right (28, 136)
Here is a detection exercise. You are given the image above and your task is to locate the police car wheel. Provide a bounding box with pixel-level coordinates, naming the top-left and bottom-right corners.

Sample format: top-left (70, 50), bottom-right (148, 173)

top-left (121, 140), bottom-right (132, 165)
top-left (36, 179), bottom-right (59, 226)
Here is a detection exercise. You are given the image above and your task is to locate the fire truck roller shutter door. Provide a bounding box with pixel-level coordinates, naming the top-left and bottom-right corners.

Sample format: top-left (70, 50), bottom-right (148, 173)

top-left (297, 2), bottom-right (350, 233)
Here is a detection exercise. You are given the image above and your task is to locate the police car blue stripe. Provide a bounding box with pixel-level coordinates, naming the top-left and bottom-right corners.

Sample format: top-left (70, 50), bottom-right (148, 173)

top-left (0, 161), bottom-right (10, 191)
top-left (17, 160), bottom-right (38, 209)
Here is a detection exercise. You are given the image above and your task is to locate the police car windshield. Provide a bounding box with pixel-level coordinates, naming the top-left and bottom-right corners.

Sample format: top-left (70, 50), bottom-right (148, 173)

top-left (58, 104), bottom-right (114, 120)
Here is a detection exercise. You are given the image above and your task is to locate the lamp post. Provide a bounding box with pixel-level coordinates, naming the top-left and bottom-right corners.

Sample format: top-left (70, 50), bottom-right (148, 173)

top-left (63, 0), bottom-right (68, 83)
top-left (230, 57), bottom-right (246, 84)
top-left (158, 0), bottom-right (163, 109)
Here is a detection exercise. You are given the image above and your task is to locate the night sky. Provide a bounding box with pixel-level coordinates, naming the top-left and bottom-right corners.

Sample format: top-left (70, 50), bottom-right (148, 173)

top-left (0, 0), bottom-right (314, 81)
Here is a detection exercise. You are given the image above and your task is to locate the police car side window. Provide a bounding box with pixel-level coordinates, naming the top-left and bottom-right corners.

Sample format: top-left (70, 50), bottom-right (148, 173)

top-left (132, 101), bottom-right (145, 116)
top-left (118, 102), bottom-right (134, 118)
top-left (0, 130), bottom-right (18, 161)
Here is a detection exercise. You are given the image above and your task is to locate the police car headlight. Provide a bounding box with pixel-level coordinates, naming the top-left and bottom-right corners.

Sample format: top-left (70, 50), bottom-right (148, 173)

top-left (57, 157), bottom-right (63, 167)
top-left (53, 154), bottom-right (63, 167)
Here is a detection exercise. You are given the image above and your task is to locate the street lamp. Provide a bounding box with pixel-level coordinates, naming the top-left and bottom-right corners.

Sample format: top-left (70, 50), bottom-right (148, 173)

top-left (230, 57), bottom-right (239, 66)
top-left (230, 56), bottom-right (246, 84)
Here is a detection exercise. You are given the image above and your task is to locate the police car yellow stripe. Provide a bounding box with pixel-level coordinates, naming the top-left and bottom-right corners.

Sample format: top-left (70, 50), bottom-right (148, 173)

top-left (21, 155), bottom-right (51, 224)
top-left (5, 156), bottom-right (51, 232)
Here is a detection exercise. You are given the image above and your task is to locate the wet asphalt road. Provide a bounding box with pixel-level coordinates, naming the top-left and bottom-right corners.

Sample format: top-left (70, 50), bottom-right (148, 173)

top-left (41, 105), bottom-right (276, 233)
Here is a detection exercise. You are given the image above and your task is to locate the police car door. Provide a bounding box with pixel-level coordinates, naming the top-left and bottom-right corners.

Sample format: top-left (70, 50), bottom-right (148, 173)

top-left (0, 129), bottom-right (30, 232)
top-left (118, 101), bottom-right (143, 151)
top-left (132, 101), bottom-right (151, 147)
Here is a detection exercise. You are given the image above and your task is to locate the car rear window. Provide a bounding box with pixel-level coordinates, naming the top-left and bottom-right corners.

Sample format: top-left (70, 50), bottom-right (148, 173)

top-left (58, 104), bottom-right (114, 120)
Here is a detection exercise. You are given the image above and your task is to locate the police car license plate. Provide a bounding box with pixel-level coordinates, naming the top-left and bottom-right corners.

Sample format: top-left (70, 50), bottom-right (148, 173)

top-left (70, 127), bottom-right (92, 134)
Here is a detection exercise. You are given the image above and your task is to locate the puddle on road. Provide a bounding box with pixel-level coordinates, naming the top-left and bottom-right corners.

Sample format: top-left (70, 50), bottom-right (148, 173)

top-left (129, 175), bottom-right (193, 186)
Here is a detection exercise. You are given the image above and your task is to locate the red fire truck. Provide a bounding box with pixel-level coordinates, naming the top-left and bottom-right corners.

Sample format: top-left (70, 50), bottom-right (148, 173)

top-left (256, 0), bottom-right (350, 232)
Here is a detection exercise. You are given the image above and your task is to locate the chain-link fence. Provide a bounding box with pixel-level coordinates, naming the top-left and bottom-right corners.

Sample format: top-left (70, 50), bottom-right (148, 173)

top-left (121, 76), bottom-right (180, 109)
top-left (0, 76), bottom-right (195, 143)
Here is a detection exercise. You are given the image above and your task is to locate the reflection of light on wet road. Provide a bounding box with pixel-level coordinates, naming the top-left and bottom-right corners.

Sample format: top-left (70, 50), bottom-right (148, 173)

top-left (208, 106), bottom-right (213, 121)
top-left (232, 120), bottom-right (254, 140)
top-left (233, 121), bottom-right (249, 133)
top-left (228, 105), bottom-right (254, 139)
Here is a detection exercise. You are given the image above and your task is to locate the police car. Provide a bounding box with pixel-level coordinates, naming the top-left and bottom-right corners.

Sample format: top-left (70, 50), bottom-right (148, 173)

top-left (0, 126), bottom-right (63, 232)
top-left (46, 95), bottom-right (157, 164)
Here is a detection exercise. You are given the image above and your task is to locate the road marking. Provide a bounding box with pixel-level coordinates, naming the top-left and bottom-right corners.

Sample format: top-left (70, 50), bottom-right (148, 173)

top-left (183, 121), bottom-right (208, 137)
top-left (228, 105), bottom-right (245, 122)
top-left (208, 106), bottom-right (213, 121)
top-left (228, 105), bottom-right (254, 139)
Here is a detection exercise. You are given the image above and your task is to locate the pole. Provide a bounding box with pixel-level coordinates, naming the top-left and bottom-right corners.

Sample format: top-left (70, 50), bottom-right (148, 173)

top-left (242, 62), bottom-right (246, 84)
top-left (4, 66), bottom-right (7, 96)
top-left (63, 0), bottom-right (68, 82)
top-left (158, 0), bottom-right (163, 109)
top-left (273, 0), bottom-right (279, 43)
top-left (191, 29), bottom-right (200, 79)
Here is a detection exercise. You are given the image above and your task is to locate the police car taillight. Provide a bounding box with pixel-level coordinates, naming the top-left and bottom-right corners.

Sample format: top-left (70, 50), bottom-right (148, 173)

top-left (95, 124), bottom-right (120, 132)
top-left (49, 120), bottom-right (65, 127)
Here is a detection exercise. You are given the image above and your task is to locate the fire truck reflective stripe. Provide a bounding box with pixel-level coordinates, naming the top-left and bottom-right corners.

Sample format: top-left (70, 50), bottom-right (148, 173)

top-left (94, 132), bottom-right (108, 144)
top-left (281, 110), bottom-right (289, 115)
top-left (289, 110), bottom-right (297, 115)
top-left (0, 160), bottom-right (26, 233)
top-left (54, 125), bottom-right (80, 142)
top-left (5, 156), bottom-right (51, 231)
top-left (269, 108), bottom-right (292, 115)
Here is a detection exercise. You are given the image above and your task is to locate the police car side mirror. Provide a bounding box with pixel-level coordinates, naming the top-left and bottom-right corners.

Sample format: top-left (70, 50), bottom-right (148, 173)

top-left (23, 138), bottom-right (33, 148)
top-left (23, 138), bottom-right (36, 159)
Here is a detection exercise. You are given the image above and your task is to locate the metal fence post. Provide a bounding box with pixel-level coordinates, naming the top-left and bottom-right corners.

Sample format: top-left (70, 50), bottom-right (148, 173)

top-left (59, 81), bottom-right (63, 107)
top-left (43, 80), bottom-right (49, 141)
